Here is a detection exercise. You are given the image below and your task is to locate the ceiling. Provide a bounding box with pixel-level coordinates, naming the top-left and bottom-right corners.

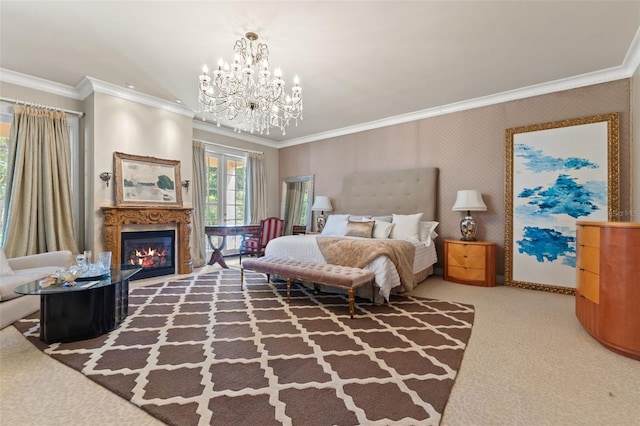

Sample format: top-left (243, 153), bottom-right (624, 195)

top-left (1, 1), bottom-right (639, 146)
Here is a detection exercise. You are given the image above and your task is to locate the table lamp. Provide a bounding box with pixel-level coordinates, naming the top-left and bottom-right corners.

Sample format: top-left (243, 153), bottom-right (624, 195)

top-left (452, 190), bottom-right (487, 241)
top-left (311, 196), bottom-right (333, 232)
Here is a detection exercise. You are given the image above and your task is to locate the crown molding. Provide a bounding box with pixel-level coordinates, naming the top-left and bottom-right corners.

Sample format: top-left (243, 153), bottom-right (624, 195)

top-left (0, 69), bottom-right (195, 118)
top-left (192, 119), bottom-right (280, 148)
top-left (3, 24), bottom-right (639, 149)
top-left (282, 27), bottom-right (640, 148)
top-left (80, 77), bottom-right (195, 117)
top-left (281, 64), bottom-right (634, 148)
top-left (622, 26), bottom-right (640, 73)
top-left (0, 68), bottom-right (82, 99)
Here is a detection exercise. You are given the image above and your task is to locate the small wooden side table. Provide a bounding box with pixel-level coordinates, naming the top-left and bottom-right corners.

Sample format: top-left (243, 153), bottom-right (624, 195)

top-left (443, 239), bottom-right (497, 287)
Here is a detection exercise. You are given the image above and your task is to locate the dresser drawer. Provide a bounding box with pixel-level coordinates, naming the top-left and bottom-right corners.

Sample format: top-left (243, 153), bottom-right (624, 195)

top-left (576, 268), bottom-right (599, 304)
top-left (576, 245), bottom-right (599, 275)
top-left (577, 225), bottom-right (600, 248)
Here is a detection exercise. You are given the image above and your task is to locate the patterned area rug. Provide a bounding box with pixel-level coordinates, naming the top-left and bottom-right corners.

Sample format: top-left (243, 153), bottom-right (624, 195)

top-left (15, 269), bottom-right (475, 426)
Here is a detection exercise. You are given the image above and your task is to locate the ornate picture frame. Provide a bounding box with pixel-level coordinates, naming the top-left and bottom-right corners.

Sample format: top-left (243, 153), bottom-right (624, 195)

top-left (505, 113), bottom-right (619, 294)
top-left (114, 152), bottom-right (182, 207)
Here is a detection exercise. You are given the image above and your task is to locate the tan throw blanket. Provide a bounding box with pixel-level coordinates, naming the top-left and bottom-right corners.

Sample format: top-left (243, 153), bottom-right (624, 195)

top-left (316, 237), bottom-right (416, 291)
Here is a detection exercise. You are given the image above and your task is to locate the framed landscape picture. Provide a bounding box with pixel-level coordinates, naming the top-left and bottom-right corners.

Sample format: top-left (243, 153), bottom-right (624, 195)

top-left (114, 152), bottom-right (182, 207)
top-left (504, 113), bottom-right (619, 294)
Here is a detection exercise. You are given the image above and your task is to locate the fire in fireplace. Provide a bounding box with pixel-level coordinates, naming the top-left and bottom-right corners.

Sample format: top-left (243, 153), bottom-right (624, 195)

top-left (121, 230), bottom-right (175, 280)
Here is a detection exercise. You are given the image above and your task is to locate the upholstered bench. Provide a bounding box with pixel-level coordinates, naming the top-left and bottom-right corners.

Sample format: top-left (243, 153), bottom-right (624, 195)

top-left (241, 257), bottom-right (375, 319)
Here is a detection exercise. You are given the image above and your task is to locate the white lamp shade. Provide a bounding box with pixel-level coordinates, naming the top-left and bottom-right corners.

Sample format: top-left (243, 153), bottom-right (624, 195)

top-left (452, 190), bottom-right (487, 212)
top-left (311, 195), bottom-right (333, 212)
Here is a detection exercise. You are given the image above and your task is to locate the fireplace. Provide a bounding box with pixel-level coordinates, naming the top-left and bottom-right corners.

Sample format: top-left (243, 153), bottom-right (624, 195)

top-left (121, 230), bottom-right (175, 280)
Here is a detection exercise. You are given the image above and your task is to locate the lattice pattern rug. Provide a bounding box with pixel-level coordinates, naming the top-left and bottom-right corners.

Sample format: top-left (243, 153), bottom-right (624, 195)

top-left (15, 269), bottom-right (475, 426)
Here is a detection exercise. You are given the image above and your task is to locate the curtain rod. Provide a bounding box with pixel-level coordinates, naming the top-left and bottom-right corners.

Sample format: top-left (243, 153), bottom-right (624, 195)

top-left (194, 138), bottom-right (264, 155)
top-left (0, 96), bottom-right (85, 117)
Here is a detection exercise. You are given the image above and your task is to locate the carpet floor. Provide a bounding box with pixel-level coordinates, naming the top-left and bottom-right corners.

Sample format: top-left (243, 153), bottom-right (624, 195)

top-left (14, 269), bottom-right (474, 426)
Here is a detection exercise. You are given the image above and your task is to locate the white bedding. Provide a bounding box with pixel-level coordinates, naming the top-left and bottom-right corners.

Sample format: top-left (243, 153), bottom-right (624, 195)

top-left (264, 235), bottom-right (437, 301)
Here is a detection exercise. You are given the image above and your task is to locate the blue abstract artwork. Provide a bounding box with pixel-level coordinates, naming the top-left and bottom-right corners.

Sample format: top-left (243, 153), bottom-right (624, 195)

top-left (511, 121), bottom-right (609, 288)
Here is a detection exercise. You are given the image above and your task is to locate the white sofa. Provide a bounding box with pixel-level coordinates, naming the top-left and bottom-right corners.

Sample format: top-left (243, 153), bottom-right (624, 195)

top-left (0, 249), bottom-right (74, 329)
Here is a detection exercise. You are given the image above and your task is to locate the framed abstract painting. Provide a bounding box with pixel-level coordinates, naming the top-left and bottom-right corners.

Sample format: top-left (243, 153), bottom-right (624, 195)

top-left (504, 113), bottom-right (619, 294)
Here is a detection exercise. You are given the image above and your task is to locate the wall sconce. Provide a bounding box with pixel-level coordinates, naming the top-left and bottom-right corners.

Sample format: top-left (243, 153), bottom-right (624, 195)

top-left (182, 180), bottom-right (190, 192)
top-left (99, 172), bottom-right (112, 187)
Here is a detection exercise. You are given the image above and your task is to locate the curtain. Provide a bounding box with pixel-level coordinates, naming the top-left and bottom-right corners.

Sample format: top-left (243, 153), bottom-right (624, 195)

top-left (2, 105), bottom-right (79, 257)
top-left (284, 181), bottom-right (305, 235)
top-left (191, 141), bottom-right (207, 268)
top-left (247, 152), bottom-right (267, 224)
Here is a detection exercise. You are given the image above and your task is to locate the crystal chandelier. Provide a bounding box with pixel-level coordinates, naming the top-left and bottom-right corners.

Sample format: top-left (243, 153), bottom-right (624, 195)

top-left (198, 32), bottom-right (303, 135)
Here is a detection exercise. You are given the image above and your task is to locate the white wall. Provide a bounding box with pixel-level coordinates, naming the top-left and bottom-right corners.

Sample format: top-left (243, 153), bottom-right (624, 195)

top-left (88, 92), bottom-right (194, 252)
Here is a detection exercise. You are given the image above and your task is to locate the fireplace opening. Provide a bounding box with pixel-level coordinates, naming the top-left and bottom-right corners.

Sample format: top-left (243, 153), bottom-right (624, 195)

top-left (121, 230), bottom-right (175, 280)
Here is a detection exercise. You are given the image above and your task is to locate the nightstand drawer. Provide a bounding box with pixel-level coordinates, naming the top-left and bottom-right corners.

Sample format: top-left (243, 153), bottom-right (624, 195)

top-left (447, 265), bottom-right (486, 282)
top-left (447, 251), bottom-right (486, 269)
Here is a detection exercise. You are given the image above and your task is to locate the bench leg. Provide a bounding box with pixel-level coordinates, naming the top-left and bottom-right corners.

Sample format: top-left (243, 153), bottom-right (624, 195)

top-left (287, 278), bottom-right (291, 302)
top-left (266, 273), bottom-right (271, 283)
top-left (240, 268), bottom-right (244, 290)
top-left (348, 288), bottom-right (355, 319)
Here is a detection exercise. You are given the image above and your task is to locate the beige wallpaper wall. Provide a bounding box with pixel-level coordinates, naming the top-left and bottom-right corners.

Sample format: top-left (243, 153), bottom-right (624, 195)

top-left (279, 80), bottom-right (633, 277)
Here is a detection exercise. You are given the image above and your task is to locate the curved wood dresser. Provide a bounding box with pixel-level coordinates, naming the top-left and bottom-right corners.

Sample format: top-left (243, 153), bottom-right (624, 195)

top-left (575, 221), bottom-right (640, 360)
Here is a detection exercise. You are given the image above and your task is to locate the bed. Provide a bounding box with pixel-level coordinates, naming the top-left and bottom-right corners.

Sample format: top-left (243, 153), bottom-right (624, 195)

top-left (265, 167), bottom-right (439, 302)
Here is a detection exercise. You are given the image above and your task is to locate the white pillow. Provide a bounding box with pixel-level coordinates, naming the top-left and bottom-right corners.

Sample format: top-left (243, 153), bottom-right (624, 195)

top-left (321, 214), bottom-right (350, 236)
top-left (373, 221), bottom-right (395, 239)
top-left (371, 215), bottom-right (392, 223)
top-left (0, 248), bottom-right (15, 276)
top-left (390, 213), bottom-right (423, 240)
top-left (419, 221), bottom-right (440, 245)
top-left (348, 215), bottom-right (372, 222)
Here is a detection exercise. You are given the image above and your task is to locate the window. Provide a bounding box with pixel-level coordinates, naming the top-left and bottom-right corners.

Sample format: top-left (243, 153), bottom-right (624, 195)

top-left (0, 102), bottom-right (80, 247)
top-left (205, 150), bottom-right (247, 253)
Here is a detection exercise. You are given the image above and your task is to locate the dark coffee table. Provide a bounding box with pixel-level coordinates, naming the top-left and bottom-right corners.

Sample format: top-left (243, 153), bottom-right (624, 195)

top-left (14, 268), bottom-right (141, 343)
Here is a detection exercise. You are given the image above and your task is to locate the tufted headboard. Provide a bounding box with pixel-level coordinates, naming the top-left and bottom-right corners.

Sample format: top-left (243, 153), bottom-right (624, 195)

top-left (339, 168), bottom-right (439, 221)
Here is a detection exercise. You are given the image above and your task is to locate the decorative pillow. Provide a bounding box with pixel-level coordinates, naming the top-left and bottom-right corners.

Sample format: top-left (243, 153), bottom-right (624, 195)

top-left (372, 221), bottom-right (395, 239)
top-left (344, 220), bottom-right (374, 238)
top-left (371, 215), bottom-right (392, 223)
top-left (348, 215), bottom-right (372, 222)
top-left (321, 214), bottom-right (350, 236)
top-left (419, 221), bottom-right (440, 245)
top-left (390, 213), bottom-right (423, 240)
top-left (0, 248), bottom-right (15, 276)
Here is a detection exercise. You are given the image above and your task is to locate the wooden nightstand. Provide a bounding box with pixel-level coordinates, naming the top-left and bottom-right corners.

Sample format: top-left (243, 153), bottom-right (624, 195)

top-left (443, 239), bottom-right (497, 287)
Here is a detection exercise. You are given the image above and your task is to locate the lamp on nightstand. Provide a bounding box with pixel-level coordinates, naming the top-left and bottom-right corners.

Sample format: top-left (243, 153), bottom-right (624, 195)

top-left (311, 196), bottom-right (333, 232)
top-left (452, 190), bottom-right (487, 241)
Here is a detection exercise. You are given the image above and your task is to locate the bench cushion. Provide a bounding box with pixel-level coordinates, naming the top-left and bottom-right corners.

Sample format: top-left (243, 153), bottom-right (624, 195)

top-left (242, 257), bottom-right (374, 289)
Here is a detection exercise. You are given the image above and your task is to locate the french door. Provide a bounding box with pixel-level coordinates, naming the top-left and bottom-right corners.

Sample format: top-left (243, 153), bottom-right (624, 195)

top-left (205, 152), bottom-right (246, 253)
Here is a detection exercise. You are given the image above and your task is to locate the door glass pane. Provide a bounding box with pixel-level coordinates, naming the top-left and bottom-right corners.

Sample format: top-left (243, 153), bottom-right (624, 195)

top-left (224, 158), bottom-right (246, 251)
top-left (205, 155), bottom-right (219, 226)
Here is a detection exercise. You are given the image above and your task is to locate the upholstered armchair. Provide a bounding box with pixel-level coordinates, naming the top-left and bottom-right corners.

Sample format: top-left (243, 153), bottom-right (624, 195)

top-left (0, 249), bottom-right (73, 329)
top-left (239, 217), bottom-right (284, 262)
